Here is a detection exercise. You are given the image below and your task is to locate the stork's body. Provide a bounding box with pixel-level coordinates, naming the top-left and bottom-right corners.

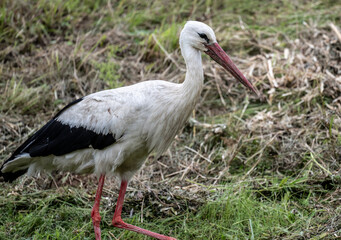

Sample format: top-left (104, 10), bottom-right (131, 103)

top-left (0, 21), bottom-right (256, 240)
top-left (5, 80), bottom-right (201, 180)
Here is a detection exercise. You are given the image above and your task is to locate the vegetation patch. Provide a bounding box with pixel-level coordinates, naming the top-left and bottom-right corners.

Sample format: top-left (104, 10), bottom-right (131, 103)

top-left (1, 0), bottom-right (340, 239)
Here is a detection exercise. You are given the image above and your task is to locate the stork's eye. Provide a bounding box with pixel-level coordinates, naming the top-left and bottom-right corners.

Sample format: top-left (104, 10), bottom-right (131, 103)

top-left (198, 33), bottom-right (210, 44)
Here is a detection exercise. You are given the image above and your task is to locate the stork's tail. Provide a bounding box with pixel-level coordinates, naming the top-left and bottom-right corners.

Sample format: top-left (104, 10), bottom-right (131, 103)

top-left (0, 168), bottom-right (28, 182)
top-left (0, 156), bottom-right (29, 182)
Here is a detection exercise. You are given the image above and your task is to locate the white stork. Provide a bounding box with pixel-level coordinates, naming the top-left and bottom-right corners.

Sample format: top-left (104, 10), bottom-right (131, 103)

top-left (0, 21), bottom-right (257, 240)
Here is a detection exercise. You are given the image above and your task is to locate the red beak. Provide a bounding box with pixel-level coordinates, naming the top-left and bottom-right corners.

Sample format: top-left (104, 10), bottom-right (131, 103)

top-left (205, 43), bottom-right (257, 94)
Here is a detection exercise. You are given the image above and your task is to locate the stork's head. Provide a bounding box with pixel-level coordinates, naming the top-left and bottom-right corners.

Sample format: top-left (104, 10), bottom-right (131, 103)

top-left (180, 21), bottom-right (257, 94)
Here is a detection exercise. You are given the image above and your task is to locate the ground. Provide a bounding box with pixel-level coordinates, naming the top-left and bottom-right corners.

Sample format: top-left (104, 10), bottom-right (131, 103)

top-left (0, 0), bottom-right (340, 239)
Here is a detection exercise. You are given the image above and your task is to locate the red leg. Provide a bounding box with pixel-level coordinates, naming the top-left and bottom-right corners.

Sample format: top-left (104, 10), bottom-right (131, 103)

top-left (112, 180), bottom-right (176, 240)
top-left (91, 175), bottom-right (105, 240)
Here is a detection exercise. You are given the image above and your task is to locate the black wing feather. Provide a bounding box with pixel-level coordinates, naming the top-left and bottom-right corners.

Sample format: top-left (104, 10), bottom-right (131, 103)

top-left (28, 119), bottom-right (116, 157)
top-left (1, 97), bottom-right (117, 182)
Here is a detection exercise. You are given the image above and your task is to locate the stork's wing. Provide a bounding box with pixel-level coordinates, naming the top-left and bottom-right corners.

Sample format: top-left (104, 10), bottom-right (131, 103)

top-left (10, 97), bottom-right (118, 159)
top-left (0, 96), bottom-right (122, 181)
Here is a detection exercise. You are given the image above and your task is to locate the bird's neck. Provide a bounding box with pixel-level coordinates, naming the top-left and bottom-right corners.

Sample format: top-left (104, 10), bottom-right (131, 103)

top-left (181, 44), bottom-right (204, 100)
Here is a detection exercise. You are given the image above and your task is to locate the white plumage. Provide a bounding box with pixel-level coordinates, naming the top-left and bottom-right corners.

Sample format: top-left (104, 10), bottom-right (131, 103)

top-left (1, 21), bottom-right (256, 240)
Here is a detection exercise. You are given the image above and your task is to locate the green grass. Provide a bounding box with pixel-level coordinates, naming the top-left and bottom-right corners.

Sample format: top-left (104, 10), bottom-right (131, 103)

top-left (2, 177), bottom-right (337, 240)
top-left (1, 78), bottom-right (50, 114)
top-left (1, 0), bottom-right (341, 239)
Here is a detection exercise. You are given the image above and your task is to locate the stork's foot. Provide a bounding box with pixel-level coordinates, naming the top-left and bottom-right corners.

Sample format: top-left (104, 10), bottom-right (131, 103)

top-left (112, 217), bottom-right (176, 240)
top-left (112, 180), bottom-right (176, 240)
